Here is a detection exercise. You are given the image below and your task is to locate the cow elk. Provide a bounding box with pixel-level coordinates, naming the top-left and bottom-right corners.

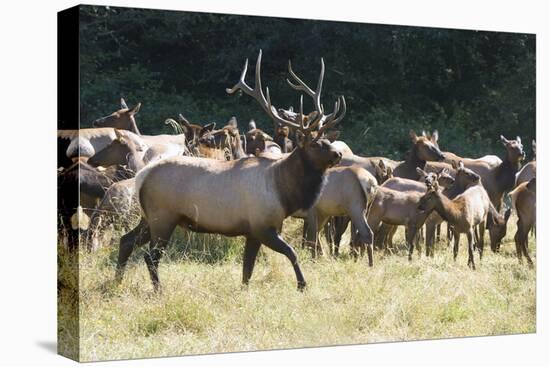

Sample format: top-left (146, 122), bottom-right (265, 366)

top-left (293, 166), bottom-right (377, 263)
top-left (391, 130), bottom-right (445, 179)
top-left (115, 50), bottom-right (346, 291)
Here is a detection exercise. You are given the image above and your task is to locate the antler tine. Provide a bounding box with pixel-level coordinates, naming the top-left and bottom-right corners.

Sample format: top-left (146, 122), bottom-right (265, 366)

top-left (227, 50), bottom-right (302, 130)
top-left (299, 95), bottom-right (305, 131)
top-left (286, 58), bottom-right (324, 116)
top-left (226, 57), bottom-right (253, 95)
top-left (313, 96), bottom-right (347, 141)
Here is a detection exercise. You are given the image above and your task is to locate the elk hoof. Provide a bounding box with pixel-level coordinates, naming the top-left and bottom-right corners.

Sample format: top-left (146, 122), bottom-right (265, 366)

top-left (297, 281), bottom-right (307, 292)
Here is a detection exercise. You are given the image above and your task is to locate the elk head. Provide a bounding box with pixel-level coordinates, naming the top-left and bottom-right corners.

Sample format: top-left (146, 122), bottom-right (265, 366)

top-left (500, 135), bottom-right (525, 165)
top-left (93, 98), bottom-right (142, 134)
top-left (451, 160), bottom-right (481, 188)
top-left (87, 129), bottom-right (142, 170)
top-left (375, 160), bottom-right (393, 184)
top-left (417, 167), bottom-right (454, 189)
top-left (487, 207), bottom-right (512, 252)
top-left (410, 130), bottom-right (445, 162)
top-left (226, 50), bottom-right (345, 171)
top-left (417, 181), bottom-right (441, 212)
top-left (437, 168), bottom-right (455, 188)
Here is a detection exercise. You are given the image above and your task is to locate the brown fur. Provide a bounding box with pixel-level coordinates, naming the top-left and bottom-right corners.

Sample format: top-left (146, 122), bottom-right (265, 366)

top-left (418, 181), bottom-right (504, 269)
top-left (392, 130), bottom-right (445, 179)
top-left (293, 166), bottom-right (377, 262)
top-left (509, 178), bottom-right (536, 265)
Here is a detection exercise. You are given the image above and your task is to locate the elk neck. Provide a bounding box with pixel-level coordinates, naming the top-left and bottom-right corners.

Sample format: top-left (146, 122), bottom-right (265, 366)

top-left (274, 147), bottom-right (327, 216)
top-left (495, 155), bottom-right (521, 192)
top-left (395, 146), bottom-right (426, 179)
top-left (433, 191), bottom-right (462, 225)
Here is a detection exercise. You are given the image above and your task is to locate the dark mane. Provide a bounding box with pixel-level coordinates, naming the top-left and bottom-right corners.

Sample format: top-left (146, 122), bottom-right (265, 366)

top-left (274, 148), bottom-right (327, 216)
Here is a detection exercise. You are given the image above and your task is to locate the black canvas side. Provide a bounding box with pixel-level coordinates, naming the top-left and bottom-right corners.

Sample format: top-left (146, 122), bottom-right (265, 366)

top-left (57, 4), bottom-right (80, 362)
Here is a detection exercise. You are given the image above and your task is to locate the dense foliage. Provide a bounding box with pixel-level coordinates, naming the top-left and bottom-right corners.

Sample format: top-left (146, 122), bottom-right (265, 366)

top-left (78, 5), bottom-right (535, 159)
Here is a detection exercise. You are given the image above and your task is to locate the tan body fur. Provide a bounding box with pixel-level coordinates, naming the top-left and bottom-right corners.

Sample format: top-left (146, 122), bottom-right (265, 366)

top-left (293, 166), bottom-right (377, 261)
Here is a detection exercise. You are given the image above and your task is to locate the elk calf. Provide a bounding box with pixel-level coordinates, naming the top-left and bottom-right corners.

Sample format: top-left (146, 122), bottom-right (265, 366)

top-left (418, 181), bottom-right (503, 269)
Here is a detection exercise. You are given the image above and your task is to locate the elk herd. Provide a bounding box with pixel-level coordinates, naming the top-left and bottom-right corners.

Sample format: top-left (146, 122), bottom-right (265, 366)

top-left (58, 51), bottom-right (536, 292)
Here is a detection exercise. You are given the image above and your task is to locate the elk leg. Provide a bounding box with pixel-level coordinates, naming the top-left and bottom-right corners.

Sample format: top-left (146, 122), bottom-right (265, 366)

top-left (514, 227), bottom-right (523, 263)
top-left (453, 231), bottom-right (460, 261)
top-left (144, 220), bottom-right (177, 292)
top-left (242, 237), bottom-right (262, 285)
top-left (385, 225), bottom-right (398, 252)
top-left (435, 224), bottom-right (441, 242)
top-left (466, 229), bottom-right (476, 270)
top-left (406, 224), bottom-right (417, 261)
top-left (324, 218), bottom-right (334, 255)
top-left (425, 220), bottom-right (436, 257)
top-left (301, 219), bottom-right (308, 249)
top-left (115, 218), bottom-right (150, 283)
top-left (477, 222), bottom-right (485, 260)
top-left (257, 228), bottom-right (306, 290)
top-left (333, 216), bottom-right (350, 256)
top-left (305, 211), bottom-right (321, 258)
top-left (521, 230), bottom-right (533, 267)
top-left (350, 209), bottom-right (374, 266)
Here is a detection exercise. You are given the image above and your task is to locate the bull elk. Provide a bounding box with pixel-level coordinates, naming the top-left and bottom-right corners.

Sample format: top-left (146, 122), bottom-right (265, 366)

top-left (115, 50), bottom-right (346, 291)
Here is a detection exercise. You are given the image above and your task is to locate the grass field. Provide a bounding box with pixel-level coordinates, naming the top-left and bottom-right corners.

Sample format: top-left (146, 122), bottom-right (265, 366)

top-left (58, 215), bottom-right (536, 362)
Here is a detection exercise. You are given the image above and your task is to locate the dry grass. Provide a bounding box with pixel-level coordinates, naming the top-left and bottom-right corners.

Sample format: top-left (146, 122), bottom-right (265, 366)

top-left (59, 215), bottom-right (536, 362)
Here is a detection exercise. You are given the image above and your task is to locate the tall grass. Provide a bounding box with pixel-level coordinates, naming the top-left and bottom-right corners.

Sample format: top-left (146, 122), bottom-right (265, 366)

top-left (59, 216), bottom-right (535, 362)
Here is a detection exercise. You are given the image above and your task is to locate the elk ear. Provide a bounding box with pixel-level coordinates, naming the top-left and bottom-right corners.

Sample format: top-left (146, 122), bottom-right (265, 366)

top-left (120, 98), bottom-right (128, 109)
top-left (458, 160), bottom-right (464, 170)
top-left (441, 167), bottom-right (449, 175)
top-left (387, 166), bottom-right (393, 177)
top-left (516, 136), bottom-right (521, 144)
top-left (228, 116), bottom-right (238, 128)
top-left (129, 103), bottom-right (141, 115)
top-left (421, 130), bottom-right (427, 137)
top-left (431, 130), bottom-right (439, 143)
top-left (378, 160), bottom-right (386, 170)
top-left (409, 130), bottom-right (418, 142)
top-left (324, 130), bottom-right (340, 142)
top-left (416, 167), bottom-right (427, 178)
top-left (199, 123), bottom-right (216, 136)
top-left (500, 135), bottom-right (510, 145)
top-left (451, 160), bottom-right (458, 170)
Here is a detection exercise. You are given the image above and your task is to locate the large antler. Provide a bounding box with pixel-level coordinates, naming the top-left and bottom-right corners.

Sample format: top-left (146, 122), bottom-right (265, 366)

top-left (226, 50), bottom-right (302, 130)
top-left (227, 50), bottom-right (346, 139)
